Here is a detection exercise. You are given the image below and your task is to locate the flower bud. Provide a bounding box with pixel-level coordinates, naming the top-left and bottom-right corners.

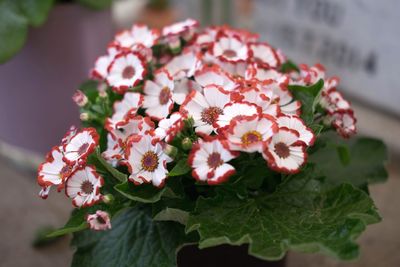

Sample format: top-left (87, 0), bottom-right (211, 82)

top-left (80, 113), bottom-right (89, 121)
top-left (164, 144), bottom-right (178, 158)
top-left (97, 82), bottom-right (108, 98)
top-left (102, 194), bottom-right (115, 205)
top-left (72, 90), bottom-right (88, 107)
top-left (181, 137), bottom-right (193, 150)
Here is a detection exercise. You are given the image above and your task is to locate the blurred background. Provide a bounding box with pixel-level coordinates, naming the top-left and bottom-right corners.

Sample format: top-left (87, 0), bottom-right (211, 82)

top-left (0, 0), bottom-right (399, 266)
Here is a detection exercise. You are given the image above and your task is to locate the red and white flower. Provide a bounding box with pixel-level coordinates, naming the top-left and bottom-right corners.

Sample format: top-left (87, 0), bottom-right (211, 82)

top-left (164, 51), bottom-right (202, 80)
top-left (226, 114), bottom-right (278, 152)
top-left (143, 70), bottom-right (174, 120)
top-left (194, 65), bottom-right (236, 91)
top-left (87, 210), bottom-right (112, 231)
top-left (262, 128), bottom-right (307, 174)
top-left (90, 44), bottom-right (119, 80)
top-left (125, 135), bottom-right (172, 187)
top-left (211, 33), bottom-right (250, 63)
top-left (72, 90), bottom-right (88, 107)
top-left (37, 146), bottom-right (75, 189)
top-left (249, 42), bottom-right (280, 68)
top-left (216, 101), bottom-right (261, 129)
top-left (162, 18), bottom-right (199, 40)
top-left (180, 85), bottom-right (230, 135)
top-left (106, 92), bottom-right (143, 129)
top-left (320, 89), bottom-right (351, 114)
top-left (62, 128), bottom-right (99, 165)
top-left (277, 115), bottom-right (315, 146)
top-left (188, 137), bottom-right (238, 185)
top-left (155, 112), bottom-right (186, 143)
top-left (330, 110), bottom-right (357, 138)
top-left (65, 166), bottom-right (104, 207)
top-left (115, 24), bottom-right (159, 48)
top-left (106, 51), bottom-right (146, 94)
top-left (232, 86), bottom-right (280, 116)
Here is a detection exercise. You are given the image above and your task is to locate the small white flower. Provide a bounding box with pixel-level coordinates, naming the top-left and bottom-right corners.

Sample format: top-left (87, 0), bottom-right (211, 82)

top-left (125, 135), bottom-right (172, 187)
top-left (215, 102), bottom-right (261, 129)
top-left (164, 51), bottom-right (202, 80)
top-left (194, 65), bottom-right (236, 91)
top-left (91, 44), bottom-right (119, 80)
top-left (106, 51), bottom-right (146, 94)
top-left (106, 92), bottom-right (143, 129)
top-left (87, 210), bottom-right (112, 231)
top-left (143, 70), bottom-right (175, 120)
top-left (249, 42), bottom-right (280, 68)
top-left (262, 128), bottom-right (307, 174)
top-left (155, 112), bottom-right (185, 143)
top-left (65, 166), bottom-right (104, 207)
top-left (62, 128), bottom-right (99, 165)
top-left (211, 34), bottom-right (249, 63)
top-left (115, 24), bottom-right (160, 48)
top-left (320, 89), bottom-right (351, 114)
top-left (180, 85), bottom-right (230, 135)
top-left (162, 18), bottom-right (199, 40)
top-left (188, 137), bottom-right (238, 185)
top-left (226, 114), bottom-right (278, 153)
top-left (331, 110), bottom-right (357, 138)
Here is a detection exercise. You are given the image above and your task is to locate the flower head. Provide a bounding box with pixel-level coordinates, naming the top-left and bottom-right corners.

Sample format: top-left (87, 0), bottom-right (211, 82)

top-left (62, 128), bottom-right (99, 165)
top-left (87, 210), bottom-right (112, 231)
top-left (188, 137), bottom-right (238, 185)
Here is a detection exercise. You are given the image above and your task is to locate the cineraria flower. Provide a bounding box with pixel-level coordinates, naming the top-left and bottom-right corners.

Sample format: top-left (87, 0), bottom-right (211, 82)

top-left (276, 115), bottom-right (315, 146)
top-left (124, 135), bottom-right (172, 187)
top-left (330, 110), bottom-right (357, 138)
top-left (232, 86), bottom-right (280, 116)
top-left (246, 64), bottom-right (289, 85)
top-left (262, 128), bottom-right (307, 174)
top-left (188, 137), bottom-right (238, 185)
top-left (271, 84), bottom-right (302, 116)
top-left (106, 51), bottom-right (147, 94)
top-left (143, 70), bottom-right (175, 120)
top-left (115, 24), bottom-right (159, 49)
top-left (226, 114), bottom-right (278, 153)
top-left (164, 51), bottom-right (202, 80)
top-left (155, 112), bottom-right (186, 143)
top-left (180, 85), bottom-right (230, 135)
top-left (87, 210), bottom-right (112, 231)
top-left (37, 146), bottom-right (75, 189)
top-left (102, 134), bottom-right (121, 166)
top-left (63, 128), bottom-right (99, 165)
top-left (91, 44), bottom-right (119, 80)
top-left (194, 65), bottom-right (236, 91)
top-left (61, 125), bottom-right (78, 146)
top-left (211, 33), bottom-right (250, 63)
top-left (320, 89), bottom-right (351, 114)
top-left (162, 18), bottom-right (199, 41)
top-left (248, 42), bottom-right (280, 68)
top-left (106, 92), bottom-right (143, 128)
top-left (65, 166), bottom-right (104, 207)
top-left (216, 101), bottom-right (262, 129)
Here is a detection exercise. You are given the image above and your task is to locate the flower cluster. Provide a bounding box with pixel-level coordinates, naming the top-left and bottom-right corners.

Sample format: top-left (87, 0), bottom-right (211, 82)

top-left (40, 19), bottom-right (357, 231)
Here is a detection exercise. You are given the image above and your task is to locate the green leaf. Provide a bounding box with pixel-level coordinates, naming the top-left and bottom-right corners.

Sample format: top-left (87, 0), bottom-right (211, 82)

top-left (288, 79), bottom-right (324, 124)
top-left (280, 60), bottom-right (300, 73)
top-left (152, 198), bottom-right (195, 225)
top-left (93, 148), bottom-right (127, 182)
top-left (0, 1), bottom-right (28, 63)
top-left (71, 206), bottom-right (197, 267)
top-left (76, 0), bottom-right (112, 10)
top-left (186, 170), bottom-right (380, 261)
top-left (19, 0), bottom-right (54, 26)
top-left (115, 181), bottom-right (167, 203)
top-left (309, 134), bottom-right (388, 188)
top-left (169, 158), bottom-right (191, 177)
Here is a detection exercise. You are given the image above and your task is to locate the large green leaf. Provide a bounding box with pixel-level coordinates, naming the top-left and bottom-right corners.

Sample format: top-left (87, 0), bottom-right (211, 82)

top-left (186, 170), bottom-right (380, 261)
top-left (71, 206), bottom-right (197, 267)
top-left (309, 134), bottom-right (388, 188)
top-left (19, 0), bottom-right (54, 26)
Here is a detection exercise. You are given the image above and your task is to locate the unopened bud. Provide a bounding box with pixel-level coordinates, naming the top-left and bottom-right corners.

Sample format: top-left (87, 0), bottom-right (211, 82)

top-left (181, 137), bottom-right (193, 150)
top-left (164, 144), bottom-right (178, 158)
top-left (102, 194), bottom-right (115, 205)
top-left (97, 82), bottom-right (108, 98)
top-left (80, 113), bottom-right (89, 121)
top-left (72, 90), bottom-right (88, 107)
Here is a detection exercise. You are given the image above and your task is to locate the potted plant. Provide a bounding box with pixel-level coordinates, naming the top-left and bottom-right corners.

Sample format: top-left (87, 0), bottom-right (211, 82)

top-left (0, 0), bottom-right (113, 156)
top-left (38, 19), bottom-right (388, 266)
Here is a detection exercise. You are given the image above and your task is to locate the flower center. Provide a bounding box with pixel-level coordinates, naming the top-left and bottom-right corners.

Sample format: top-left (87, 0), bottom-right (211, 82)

top-left (96, 215), bottom-right (106, 224)
top-left (141, 151), bottom-right (159, 172)
top-left (241, 131), bottom-right (262, 146)
top-left (159, 86), bottom-right (171, 105)
top-left (223, 49), bottom-right (237, 58)
top-left (80, 180), bottom-right (94, 194)
top-left (122, 66), bottom-right (135, 79)
top-left (207, 152), bottom-right (223, 169)
top-left (77, 143), bottom-right (89, 155)
top-left (201, 107), bottom-right (223, 125)
top-left (274, 142), bottom-right (290, 159)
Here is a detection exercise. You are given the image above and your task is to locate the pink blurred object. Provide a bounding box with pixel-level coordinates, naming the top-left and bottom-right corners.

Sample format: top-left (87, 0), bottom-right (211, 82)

top-left (0, 4), bottom-right (113, 155)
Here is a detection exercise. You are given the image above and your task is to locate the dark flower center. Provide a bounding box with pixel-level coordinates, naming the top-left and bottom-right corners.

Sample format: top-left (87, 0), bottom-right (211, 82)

top-left (207, 152), bottom-right (223, 169)
top-left (274, 142), bottom-right (290, 159)
top-left (241, 131), bottom-right (262, 145)
top-left (159, 87), bottom-right (171, 105)
top-left (96, 215), bottom-right (106, 224)
top-left (80, 180), bottom-right (94, 194)
top-left (122, 66), bottom-right (136, 79)
top-left (141, 151), bottom-right (159, 172)
top-left (201, 107), bottom-right (223, 125)
top-left (223, 49), bottom-right (237, 58)
top-left (77, 143), bottom-right (89, 155)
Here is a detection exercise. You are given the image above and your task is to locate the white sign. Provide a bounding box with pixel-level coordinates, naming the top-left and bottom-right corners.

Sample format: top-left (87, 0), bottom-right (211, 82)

top-left (251, 0), bottom-right (400, 115)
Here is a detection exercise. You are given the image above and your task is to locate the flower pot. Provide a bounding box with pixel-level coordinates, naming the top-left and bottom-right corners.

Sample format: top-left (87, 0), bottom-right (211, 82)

top-left (177, 244), bottom-right (286, 267)
top-left (0, 4), bottom-right (113, 157)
